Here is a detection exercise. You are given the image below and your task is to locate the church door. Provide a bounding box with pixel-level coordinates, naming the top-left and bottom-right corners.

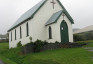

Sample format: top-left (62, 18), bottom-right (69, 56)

top-left (60, 20), bottom-right (69, 43)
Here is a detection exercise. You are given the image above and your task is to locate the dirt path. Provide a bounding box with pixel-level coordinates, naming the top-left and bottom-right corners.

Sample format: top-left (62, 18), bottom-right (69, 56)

top-left (0, 60), bottom-right (4, 64)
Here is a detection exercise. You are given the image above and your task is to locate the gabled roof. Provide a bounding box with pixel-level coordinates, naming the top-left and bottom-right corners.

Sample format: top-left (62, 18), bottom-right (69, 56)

top-left (8, 0), bottom-right (46, 32)
top-left (8, 0), bottom-right (74, 32)
top-left (57, 0), bottom-right (74, 24)
top-left (46, 9), bottom-right (74, 26)
top-left (46, 10), bottom-right (63, 25)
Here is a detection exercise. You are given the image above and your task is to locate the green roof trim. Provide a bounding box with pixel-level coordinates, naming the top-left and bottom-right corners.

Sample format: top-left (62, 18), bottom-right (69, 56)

top-left (8, 0), bottom-right (47, 32)
top-left (8, 0), bottom-right (74, 32)
top-left (57, 0), bottom-right (74, 24)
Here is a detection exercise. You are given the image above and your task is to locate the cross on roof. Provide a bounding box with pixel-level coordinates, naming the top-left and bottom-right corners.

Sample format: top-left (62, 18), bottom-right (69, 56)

top-left (63, 14), bottom-right (65, 20)
top-left (50, 0), bottom-right (56, 9)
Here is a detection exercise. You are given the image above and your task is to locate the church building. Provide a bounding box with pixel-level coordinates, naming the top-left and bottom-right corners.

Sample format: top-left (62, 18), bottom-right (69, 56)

top-left (8, 0), bottom-right (74, 48)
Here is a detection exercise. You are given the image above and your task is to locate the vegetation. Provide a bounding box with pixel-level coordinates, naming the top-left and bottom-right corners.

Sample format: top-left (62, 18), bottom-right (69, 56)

top-left (55, 41), bottom-right (60, 43)
top-left (29, 36), bottom-right (32, 43)
top-left (76, 40), bottom-right (93, 47)
top-left (17, 41), bottom-right (22, 47)
top-left (0, 55), bottom-right (17, 64)
top-left (25, 40), bottom-right (48, 52)
top-left (0, 41), bottom-right (93, 64)
top-left (33, 40), bottom-right (45, 52)
top-left (0, 42), bottom-right (17, 64)
top-left (73, 31), bottom-right (93, 41)
top-left (76, 40), bottom-right (93, 43)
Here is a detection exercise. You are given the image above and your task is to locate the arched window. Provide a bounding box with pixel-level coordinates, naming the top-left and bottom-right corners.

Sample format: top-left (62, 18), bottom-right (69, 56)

top-left (49, 26), bottom-right (52, 39)
top-left (11, 32), bottom-right (12, 41)
top-left (20, 26), bottom-right (22, 38)
top-left (26, 22), bottom-right (29, 36)
top-left (15, 29), bottom-right (16, 40)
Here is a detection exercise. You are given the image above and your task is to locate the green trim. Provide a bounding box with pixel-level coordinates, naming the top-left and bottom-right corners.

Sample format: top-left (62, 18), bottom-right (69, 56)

top-left (57, 0), bottom-right (74, 24)
top-left (8, 0), bottom-right (74, 32)
top-left (46, 0), bottom-right (74, 26)
top-left (8, 0), bottom-right (47, 32)
top-left (46, 11), bottom-right (63, 26)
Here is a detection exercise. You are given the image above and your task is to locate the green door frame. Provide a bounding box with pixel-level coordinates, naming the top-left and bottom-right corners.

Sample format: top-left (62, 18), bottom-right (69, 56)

top-left (60, 20), bottom-right (69, 43)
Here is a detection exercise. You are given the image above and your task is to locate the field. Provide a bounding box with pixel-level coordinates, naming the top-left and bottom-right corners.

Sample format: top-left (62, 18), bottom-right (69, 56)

top-left (0, 41), bottom-right (93, 64)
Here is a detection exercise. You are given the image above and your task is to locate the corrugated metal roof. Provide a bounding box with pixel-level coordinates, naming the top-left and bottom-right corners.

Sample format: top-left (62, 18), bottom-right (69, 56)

top-left (8, 0), bottom-right (46, 32)
top-left (46, 10), bottom-right (63, 25)
top-left (8, 0), bottom-right (74, 32)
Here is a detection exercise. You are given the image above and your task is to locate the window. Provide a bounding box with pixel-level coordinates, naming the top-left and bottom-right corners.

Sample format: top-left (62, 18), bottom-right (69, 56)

top-left (20, 26), bottom-right (22, 38)
top-left (26, 22), bottom-right (29, 36)
top-left (15, 29), bottom-right (16, 40)
top-left (49, 26), bottom-right (52, 39)
top-left (11, 32), bottom-right (12, 41)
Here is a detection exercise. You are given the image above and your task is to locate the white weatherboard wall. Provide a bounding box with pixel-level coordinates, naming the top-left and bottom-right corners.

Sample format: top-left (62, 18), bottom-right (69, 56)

top-left (9, 0), bottom-right (73, 48)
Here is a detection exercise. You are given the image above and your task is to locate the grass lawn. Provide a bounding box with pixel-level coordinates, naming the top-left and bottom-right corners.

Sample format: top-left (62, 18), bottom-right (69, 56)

top-left (76, 40), bottom-right (93, 43)
top-left (0, 42), bottom-right (93, 64)
top-left (0, 42), bottom-right (17, 64)
top-left (23, 48), bottom-right (93, 64)
top-left (0, 43), bottom-right (8, 51)
top-left (76, 40), bottom-right (93, 47)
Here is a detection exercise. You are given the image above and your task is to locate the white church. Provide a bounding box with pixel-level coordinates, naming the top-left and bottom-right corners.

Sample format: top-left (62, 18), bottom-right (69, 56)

top-left (8, 0), bottom-right (74, 48)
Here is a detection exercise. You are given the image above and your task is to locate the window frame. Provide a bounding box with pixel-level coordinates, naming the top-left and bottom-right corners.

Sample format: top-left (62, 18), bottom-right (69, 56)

top-left (11, 32), bottom-right (12, 41)
top-left (26, 22), bottom-right (29, 37)
top-left (15, 29), bottom-right (16, 40)
top-left (20, 26), bottom-right (22, 39)
top-left (49, 26), bottom-right (52, 39)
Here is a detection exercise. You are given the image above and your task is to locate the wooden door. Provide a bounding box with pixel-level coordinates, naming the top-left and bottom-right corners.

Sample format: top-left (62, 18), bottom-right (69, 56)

top-left (60, 20), bottom-right (69, 43)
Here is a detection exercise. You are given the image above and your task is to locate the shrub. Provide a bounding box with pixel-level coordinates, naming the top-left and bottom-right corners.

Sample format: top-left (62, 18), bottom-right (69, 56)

top-left (33, 40), bottom-right (44, 52)
top-left (73, 34), bottom-right (83, 41)
top-left (55, 41), bottom-right (60, 44)
top-left (74, 31), bottom-right (93, 42)
top-left (43, 40), bottom-right (48, 45)
top-left (17, 41), bottom-right (22, 47)
top-left (29, 36), bottom-right (32, 43)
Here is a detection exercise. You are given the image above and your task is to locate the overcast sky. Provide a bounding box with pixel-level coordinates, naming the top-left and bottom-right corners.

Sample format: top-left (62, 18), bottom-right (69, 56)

top-left (0, 0), bottom-right (93, 34)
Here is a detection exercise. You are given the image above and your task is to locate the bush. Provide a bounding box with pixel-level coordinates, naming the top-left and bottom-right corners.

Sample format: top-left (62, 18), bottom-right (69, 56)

top-left (55, 41), bottom-right (60, 44)
top-left (43, 40), bottom-right (48, 45)
top-left (29, 36), bottom-right (32, 43)
top-left (33, 40), bottom-right (45, 52)
top-left (17, 41), bottom-right (22, 47)
top-left (74, 31), bottom-right (93, 42)
top-left (73, 34), bottom-right (83, 41)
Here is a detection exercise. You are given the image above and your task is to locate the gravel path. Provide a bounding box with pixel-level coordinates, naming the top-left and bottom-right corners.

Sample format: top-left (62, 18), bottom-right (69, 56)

top-left (84, 47), bottom-right (93, 51)
top-left (84, 47), bottom-right (93, 60)
top-left (0, 60), bottom-right (4, 64)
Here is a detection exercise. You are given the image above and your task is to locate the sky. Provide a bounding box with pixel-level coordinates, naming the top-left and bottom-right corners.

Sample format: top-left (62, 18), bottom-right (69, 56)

top-left (0, 0), bottom-right (93, 34)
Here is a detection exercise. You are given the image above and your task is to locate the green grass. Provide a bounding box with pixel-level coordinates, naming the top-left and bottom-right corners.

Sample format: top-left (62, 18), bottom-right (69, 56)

top-left (0, 42), bottom-right (93, 64)
top-left (76, 40), bottom-right (93, 47)
top-left (0, 42), bottom-right (17, 64)
top-left (76, 40), bottom-right (93, 43)
top-left (0, 43), bottom-right (8, 51)
top-left (22, 48), bottom-right (93, 64)
top-left (0, 55), bottom-right (17, 64)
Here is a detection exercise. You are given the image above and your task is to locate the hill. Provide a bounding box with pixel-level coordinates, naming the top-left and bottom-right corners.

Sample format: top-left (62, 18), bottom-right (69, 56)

top-left (74, 25), bottom-right (93, 34)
